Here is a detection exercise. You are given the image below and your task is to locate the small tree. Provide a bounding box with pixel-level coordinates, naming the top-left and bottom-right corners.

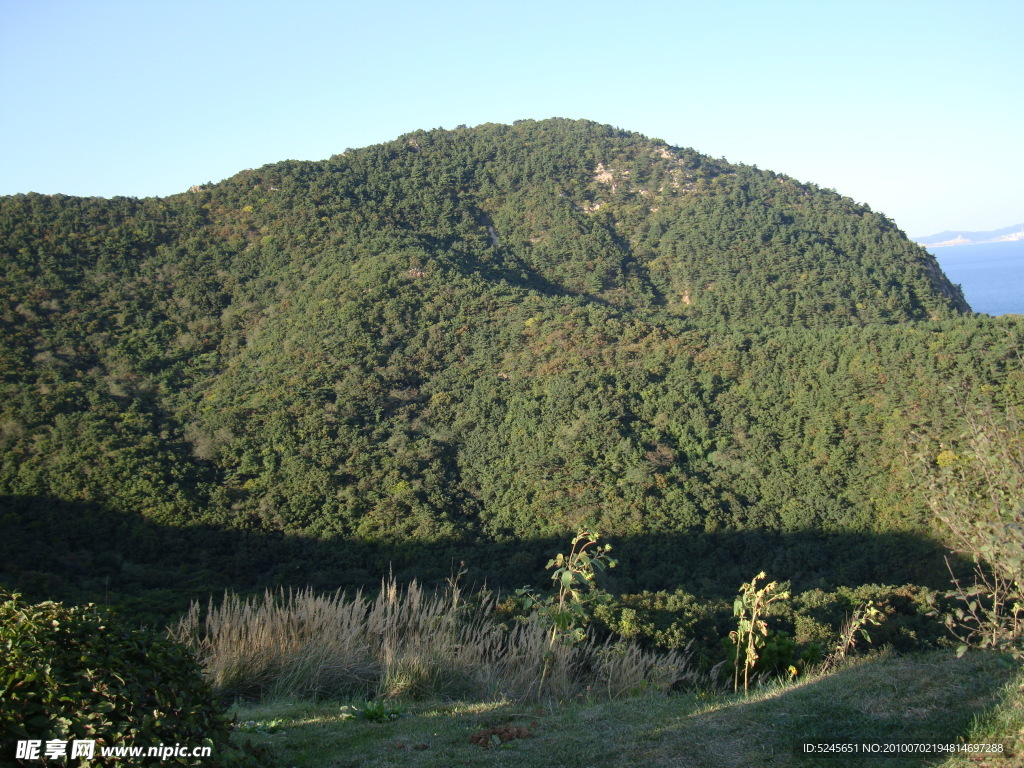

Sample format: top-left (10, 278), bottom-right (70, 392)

top-left (517, 529), bottom-right (617, 645)
top-left (516, 530), bottom-right (617, 697)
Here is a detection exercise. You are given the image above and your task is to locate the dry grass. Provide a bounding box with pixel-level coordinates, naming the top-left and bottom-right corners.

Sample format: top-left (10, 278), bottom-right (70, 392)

top-left (172, 577), bottom-right (703, 703)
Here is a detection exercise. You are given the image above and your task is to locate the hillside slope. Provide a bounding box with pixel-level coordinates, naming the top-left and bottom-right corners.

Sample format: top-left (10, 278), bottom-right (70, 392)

top-left (0, 119), bottom-right (1018, 616)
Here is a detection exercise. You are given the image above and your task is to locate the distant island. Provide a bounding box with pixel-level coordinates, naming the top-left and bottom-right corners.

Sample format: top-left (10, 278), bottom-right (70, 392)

top-left (915, 223), bottom-right (1024, 248)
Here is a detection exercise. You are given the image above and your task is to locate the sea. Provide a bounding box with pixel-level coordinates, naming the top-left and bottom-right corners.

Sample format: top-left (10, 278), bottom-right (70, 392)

top-left (931, 239), bottom-right (1024, 316)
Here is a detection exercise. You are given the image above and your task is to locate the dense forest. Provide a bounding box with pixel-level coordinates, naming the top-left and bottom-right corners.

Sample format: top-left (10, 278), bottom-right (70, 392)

top-left (1, 118), bottom-right (1020, 625)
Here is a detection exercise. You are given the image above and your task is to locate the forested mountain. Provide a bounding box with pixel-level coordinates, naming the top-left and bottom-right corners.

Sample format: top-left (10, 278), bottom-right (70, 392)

top-left (1, 119), bottom-right (1019, 620)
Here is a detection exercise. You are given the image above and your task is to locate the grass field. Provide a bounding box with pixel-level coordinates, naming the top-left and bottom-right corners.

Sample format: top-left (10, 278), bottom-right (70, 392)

top-left (228, 650), bottom-right (1023, 768)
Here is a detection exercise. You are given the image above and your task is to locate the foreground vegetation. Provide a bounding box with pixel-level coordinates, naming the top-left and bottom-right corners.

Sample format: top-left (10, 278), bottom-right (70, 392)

top-left (168, 529), bottom-right (959, 708)
top-left (178, 524), bottom-right (1020, 766)
top-left (5, 510), bottom-right (1021, 765)
top-left (228, 650), bottom-right (1023, 768)
top-left (7, 575), bottom-right (1018, 766)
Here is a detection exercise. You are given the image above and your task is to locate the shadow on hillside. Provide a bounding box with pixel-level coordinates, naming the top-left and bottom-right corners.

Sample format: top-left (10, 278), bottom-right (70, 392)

top-left (0, 493), bottom-right (969, 627)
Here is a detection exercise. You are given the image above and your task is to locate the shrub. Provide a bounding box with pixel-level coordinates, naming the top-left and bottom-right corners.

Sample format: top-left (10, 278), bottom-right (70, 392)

top-left (919, 405), bottom-right (1024, 658)
top-left (793, 584), bottom-right (948, 654)
top-left (591, 589), bottom-right (726, 660)
top-left (0, 590), bottom-right (261, 766)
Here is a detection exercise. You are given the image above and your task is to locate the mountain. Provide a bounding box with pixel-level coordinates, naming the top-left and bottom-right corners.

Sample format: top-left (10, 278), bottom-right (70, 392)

top-left (914, 223), bottom-right (1024, 248)
top-left (0, 118), bottom-right (1020, 620)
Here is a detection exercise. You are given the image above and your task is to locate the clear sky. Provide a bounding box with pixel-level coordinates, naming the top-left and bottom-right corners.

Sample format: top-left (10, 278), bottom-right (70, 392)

top-left (1, 0), bottom-right (1020, 237)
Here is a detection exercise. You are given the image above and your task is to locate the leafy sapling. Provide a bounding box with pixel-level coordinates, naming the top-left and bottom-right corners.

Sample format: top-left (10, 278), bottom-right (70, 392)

top-left (516, 530), bottom-right (617, 697)
top-left (516, 529), bottom-right (617, 646)
top-left (834, 601), bottom-right (885, 662)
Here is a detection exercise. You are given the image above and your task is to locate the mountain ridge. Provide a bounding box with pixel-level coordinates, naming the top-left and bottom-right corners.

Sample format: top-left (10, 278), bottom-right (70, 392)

top-left (914, 223), bottom-right (1024, 247)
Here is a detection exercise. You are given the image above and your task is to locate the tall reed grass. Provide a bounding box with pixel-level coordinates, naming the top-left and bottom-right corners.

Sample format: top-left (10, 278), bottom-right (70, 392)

top-left (172, 577), bottom-right (704, 703)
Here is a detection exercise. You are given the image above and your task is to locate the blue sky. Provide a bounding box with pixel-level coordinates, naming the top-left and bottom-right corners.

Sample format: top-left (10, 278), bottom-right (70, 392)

top-left (1, 0), bottom-right (1020, 236)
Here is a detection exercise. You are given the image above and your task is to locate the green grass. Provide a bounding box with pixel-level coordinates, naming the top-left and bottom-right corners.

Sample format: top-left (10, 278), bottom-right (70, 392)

top-left (227, 650), bottom-right (1022, 768)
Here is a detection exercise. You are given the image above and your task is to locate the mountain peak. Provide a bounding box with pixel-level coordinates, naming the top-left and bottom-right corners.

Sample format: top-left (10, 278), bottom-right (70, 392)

top-left (178, 119), bottom-right (967, 325)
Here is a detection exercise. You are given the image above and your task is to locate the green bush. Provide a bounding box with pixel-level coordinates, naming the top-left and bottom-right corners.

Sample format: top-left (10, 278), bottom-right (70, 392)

top-left (0, 590), bottom-right (264, 766)
top-left (792, 584), bottom-right (949, 654)
top-left (591, 589), bottom-right (727, 659)
top-left (589, 581), bottom-right (947, 680)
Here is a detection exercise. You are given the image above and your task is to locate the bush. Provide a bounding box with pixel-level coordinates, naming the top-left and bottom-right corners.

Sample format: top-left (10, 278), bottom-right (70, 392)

top-left (0, 590), bottom-right (262, 766)
top-left (591, 589), bottom-right (727, 660)
top-left (920, 404), bottom-right (1024, 658)
top-left (793, 584), bottom-right (949, 654)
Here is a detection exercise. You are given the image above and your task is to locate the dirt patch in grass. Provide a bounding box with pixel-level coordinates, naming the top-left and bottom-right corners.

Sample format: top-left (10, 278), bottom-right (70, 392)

top-left (468, 725), bottom-right (534, 748)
